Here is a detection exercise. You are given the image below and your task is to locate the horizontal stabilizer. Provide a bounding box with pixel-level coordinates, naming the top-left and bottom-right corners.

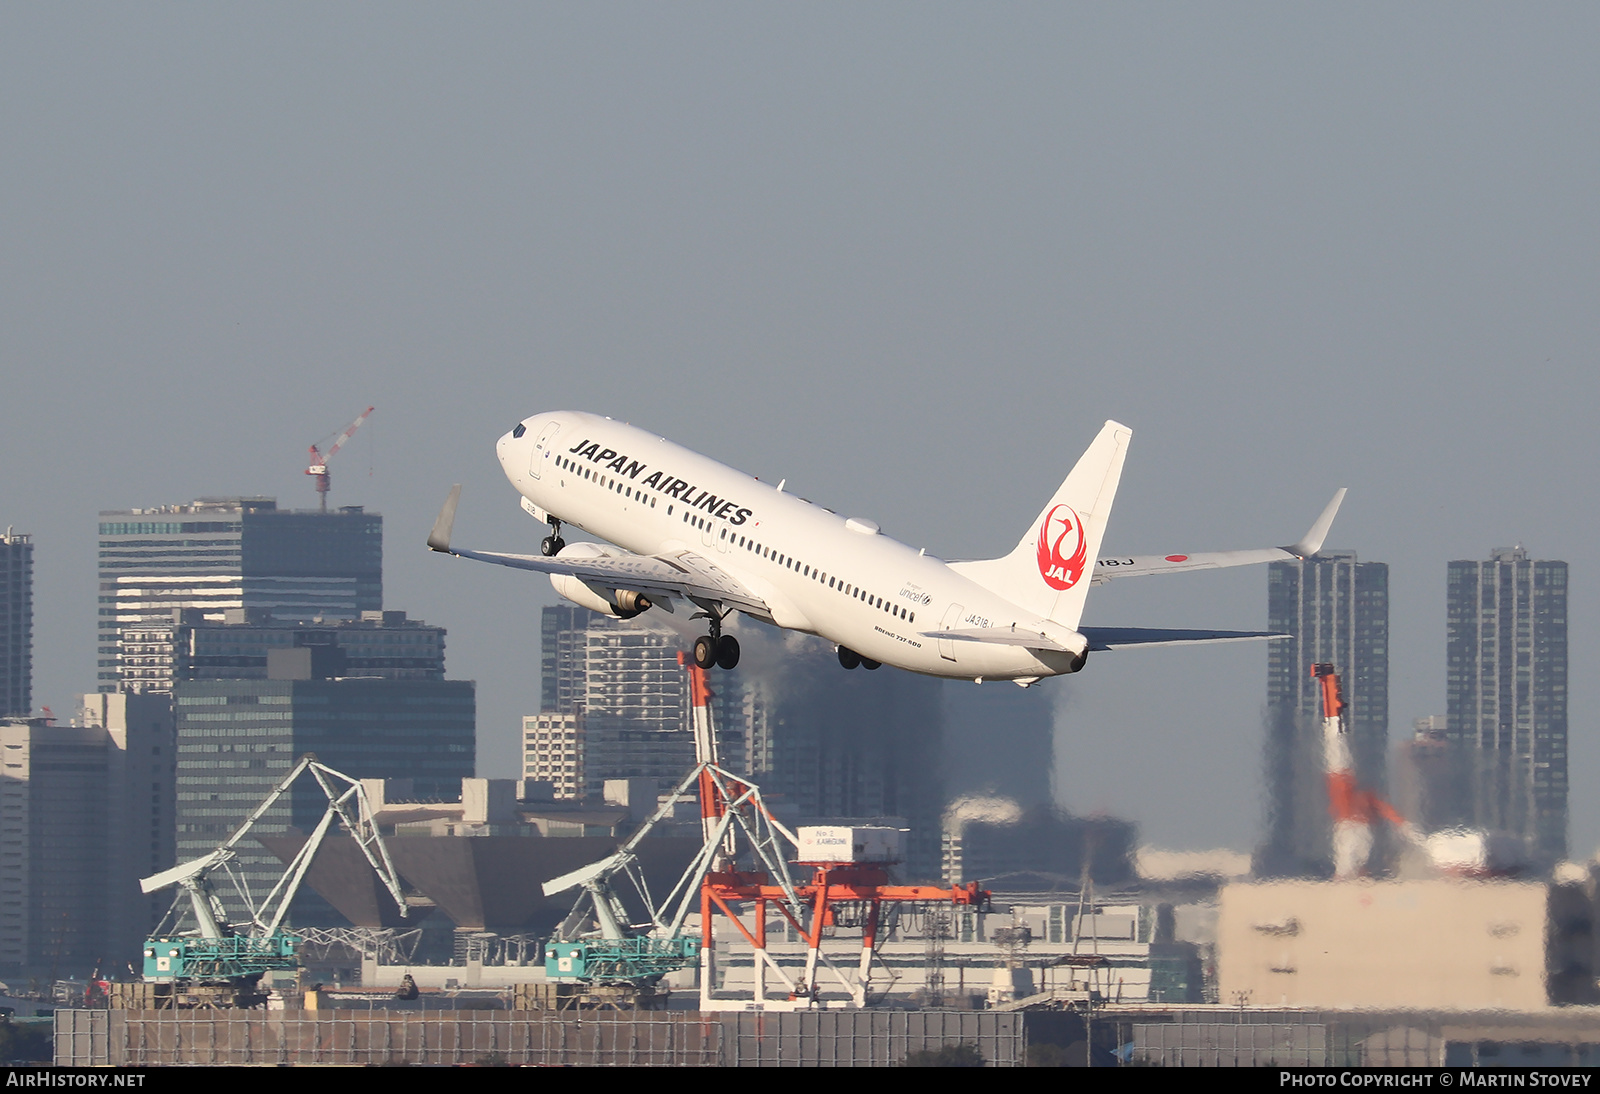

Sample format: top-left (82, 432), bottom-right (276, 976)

top-left (1089, 489), bottom-right (1347, 585)
top-left (1079, 626), bottom-right (1287, 651)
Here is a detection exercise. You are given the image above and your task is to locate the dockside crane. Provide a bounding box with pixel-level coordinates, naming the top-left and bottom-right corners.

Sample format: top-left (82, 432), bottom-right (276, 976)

top-left (305, 406), bottom-right (374, 511)
top-left (542, 653), bottom-right (988, 1011)
top-left (138, 754), bottom-right (407, 1007)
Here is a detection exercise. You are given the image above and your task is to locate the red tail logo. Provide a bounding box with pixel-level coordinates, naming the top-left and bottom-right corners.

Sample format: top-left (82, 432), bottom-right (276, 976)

top-left (1036, 504), bottom-right (1088, 590)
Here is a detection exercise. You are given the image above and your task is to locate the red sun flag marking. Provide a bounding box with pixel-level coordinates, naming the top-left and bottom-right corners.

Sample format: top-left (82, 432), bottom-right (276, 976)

top-left (1165, 555), bottom-right (1188, 562)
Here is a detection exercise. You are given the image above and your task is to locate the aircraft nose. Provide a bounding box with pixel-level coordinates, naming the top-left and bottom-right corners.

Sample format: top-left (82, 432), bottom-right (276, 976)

top-left (497, 422), bottom-right (527, 457)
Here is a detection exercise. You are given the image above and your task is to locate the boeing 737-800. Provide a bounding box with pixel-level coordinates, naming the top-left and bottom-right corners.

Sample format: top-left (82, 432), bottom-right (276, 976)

top-left (427, 412), bottom-right (1344, 684)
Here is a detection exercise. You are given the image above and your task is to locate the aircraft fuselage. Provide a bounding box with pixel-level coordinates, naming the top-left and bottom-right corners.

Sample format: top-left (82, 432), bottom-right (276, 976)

top-left (498, 411), bottom-right (1079, 680)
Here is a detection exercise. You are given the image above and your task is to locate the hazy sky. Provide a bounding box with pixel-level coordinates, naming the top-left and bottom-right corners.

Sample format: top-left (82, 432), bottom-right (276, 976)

top-left (3, 5), bottom-right (1597, 856)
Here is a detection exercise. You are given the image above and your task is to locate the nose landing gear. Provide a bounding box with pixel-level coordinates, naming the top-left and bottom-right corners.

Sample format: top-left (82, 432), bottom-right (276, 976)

top-left (540, 517), bottom-right (566, 557)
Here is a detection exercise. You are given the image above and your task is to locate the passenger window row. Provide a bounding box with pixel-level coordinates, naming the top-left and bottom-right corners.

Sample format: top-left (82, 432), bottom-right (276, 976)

top-left (556, 456), bottom-right (656, 508)
top-left (725, 528), bottom-right (916, 625)
top-left (558, 452), bottom-right (916, 625)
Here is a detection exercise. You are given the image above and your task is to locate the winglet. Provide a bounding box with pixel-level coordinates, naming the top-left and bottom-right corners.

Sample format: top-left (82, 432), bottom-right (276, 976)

top-left (1285, 488), bottom-right (1346, 558)
top-left (427, 485), bottom-right (462, 553)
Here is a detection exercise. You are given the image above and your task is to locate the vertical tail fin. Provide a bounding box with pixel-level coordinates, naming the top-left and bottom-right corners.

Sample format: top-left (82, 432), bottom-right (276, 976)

top-left (949, 420), bottom-right (1131, 628)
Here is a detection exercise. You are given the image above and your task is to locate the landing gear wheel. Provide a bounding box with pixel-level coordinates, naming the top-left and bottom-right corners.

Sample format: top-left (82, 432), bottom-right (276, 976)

top-left (541, 515), bottom-right (566, 556)
top-left (716, 635), bottom-right (741, 670)
top-left (861, 658), bottom-right (881, 671)
top-left (837, 647), bottom-right (861, 670)
top-left (692, 635), bottom-right (718, 670)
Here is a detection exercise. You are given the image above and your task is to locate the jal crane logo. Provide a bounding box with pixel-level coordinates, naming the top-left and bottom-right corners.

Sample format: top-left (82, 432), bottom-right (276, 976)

top-left (1036, 503), bottom-right (1088, 590)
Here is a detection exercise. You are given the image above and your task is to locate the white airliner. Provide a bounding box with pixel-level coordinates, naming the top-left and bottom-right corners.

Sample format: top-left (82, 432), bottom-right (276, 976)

top-left (428, 412), bottom-right (1344, 685)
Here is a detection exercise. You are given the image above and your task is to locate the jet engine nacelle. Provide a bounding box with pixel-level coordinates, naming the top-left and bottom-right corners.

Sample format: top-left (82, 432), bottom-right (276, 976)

top-left (548, 543), bottom-right (654, 620)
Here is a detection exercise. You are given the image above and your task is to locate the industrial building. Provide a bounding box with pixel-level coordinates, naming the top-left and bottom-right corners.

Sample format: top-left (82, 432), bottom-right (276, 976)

top-left (1217, 876), bottom-right (1598, 1010)
top-left (0, 529), bottom-right (31, 717)
top-left (98, 497), bottom-right (382, 692)
top-left (1447, 547), bottom-right (1569, 864)
top-left (1260, 551), bottom-right (1390, 876)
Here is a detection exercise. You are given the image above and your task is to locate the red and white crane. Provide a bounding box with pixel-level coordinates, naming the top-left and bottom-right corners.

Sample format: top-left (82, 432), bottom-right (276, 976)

top-left (305, 406), bottom-right (374, 511)
top-left (1313, 663), bottom-right (1419, 878)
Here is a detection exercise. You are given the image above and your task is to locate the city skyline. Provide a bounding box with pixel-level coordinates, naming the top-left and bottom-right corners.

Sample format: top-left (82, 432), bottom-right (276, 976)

top-left (9, 452), bottom-right (1590, 862)
top-left (4, 6), bottom-right (1598, 857)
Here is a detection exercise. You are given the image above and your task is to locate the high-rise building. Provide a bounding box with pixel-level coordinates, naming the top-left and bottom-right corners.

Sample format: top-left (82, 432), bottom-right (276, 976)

top-left (173, 668), bottom-right (475, 926)
top-left (1259, 552), bottom-right (1389, 877)
top-left (522, 711), bottom-right (583, 799)
top-left (98, 498), bottom-right (381, 692)
top-left (0, 694), bottom-right (173, 976)
top-left (0, 530), bottom-right (31, 717)
top-left (1446, 547), bottom-right (1569, 863)
top-left (120, 608), bottom-right (446, 693)
top-left (532, 606), bottom-right (745, 800)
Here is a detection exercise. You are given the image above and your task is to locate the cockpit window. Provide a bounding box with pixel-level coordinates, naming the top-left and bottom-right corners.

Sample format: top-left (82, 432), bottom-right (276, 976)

top-left (512, 423), bottom-right (527, 438)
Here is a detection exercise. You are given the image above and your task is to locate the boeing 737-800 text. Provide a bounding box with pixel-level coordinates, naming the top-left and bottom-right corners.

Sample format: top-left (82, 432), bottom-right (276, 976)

top-left (427, 412), bottom-right (1344, 684)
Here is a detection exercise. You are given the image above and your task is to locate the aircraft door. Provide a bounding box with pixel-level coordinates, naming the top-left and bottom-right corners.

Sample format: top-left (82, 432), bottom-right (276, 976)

top-left (529, 423), bottom-right (562, 480)
top-left (938, 603), bottom-right (963, 662)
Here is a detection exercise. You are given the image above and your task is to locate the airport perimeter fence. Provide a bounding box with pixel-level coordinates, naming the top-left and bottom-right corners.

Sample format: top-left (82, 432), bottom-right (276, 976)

top-left (1127, 1014), bottom-right (1446, 1067)
top-left (1131, 1021), bottom-right (1334, 1067)
top-left (54, 1008), bottom-right (1026, 1067)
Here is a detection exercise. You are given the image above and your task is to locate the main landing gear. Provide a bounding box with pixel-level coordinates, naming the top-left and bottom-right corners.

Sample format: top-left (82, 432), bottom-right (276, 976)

top-left (693, 634), bottom-right (740, 671)
top-left (540, 517), bottom-right (566, 558)
top-left (691, 605), bottom-right (740, 671)
top-left (836, 646), bottom-right (879, 671)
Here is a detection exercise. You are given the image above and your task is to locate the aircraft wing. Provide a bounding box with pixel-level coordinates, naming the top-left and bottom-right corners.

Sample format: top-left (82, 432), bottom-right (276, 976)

top-left (1089, 489), bottom-right (1346, 586)
top-left (922, 625), bottom-right (1285, 653)
top-left (426, 486), bottom-right (770, 616)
